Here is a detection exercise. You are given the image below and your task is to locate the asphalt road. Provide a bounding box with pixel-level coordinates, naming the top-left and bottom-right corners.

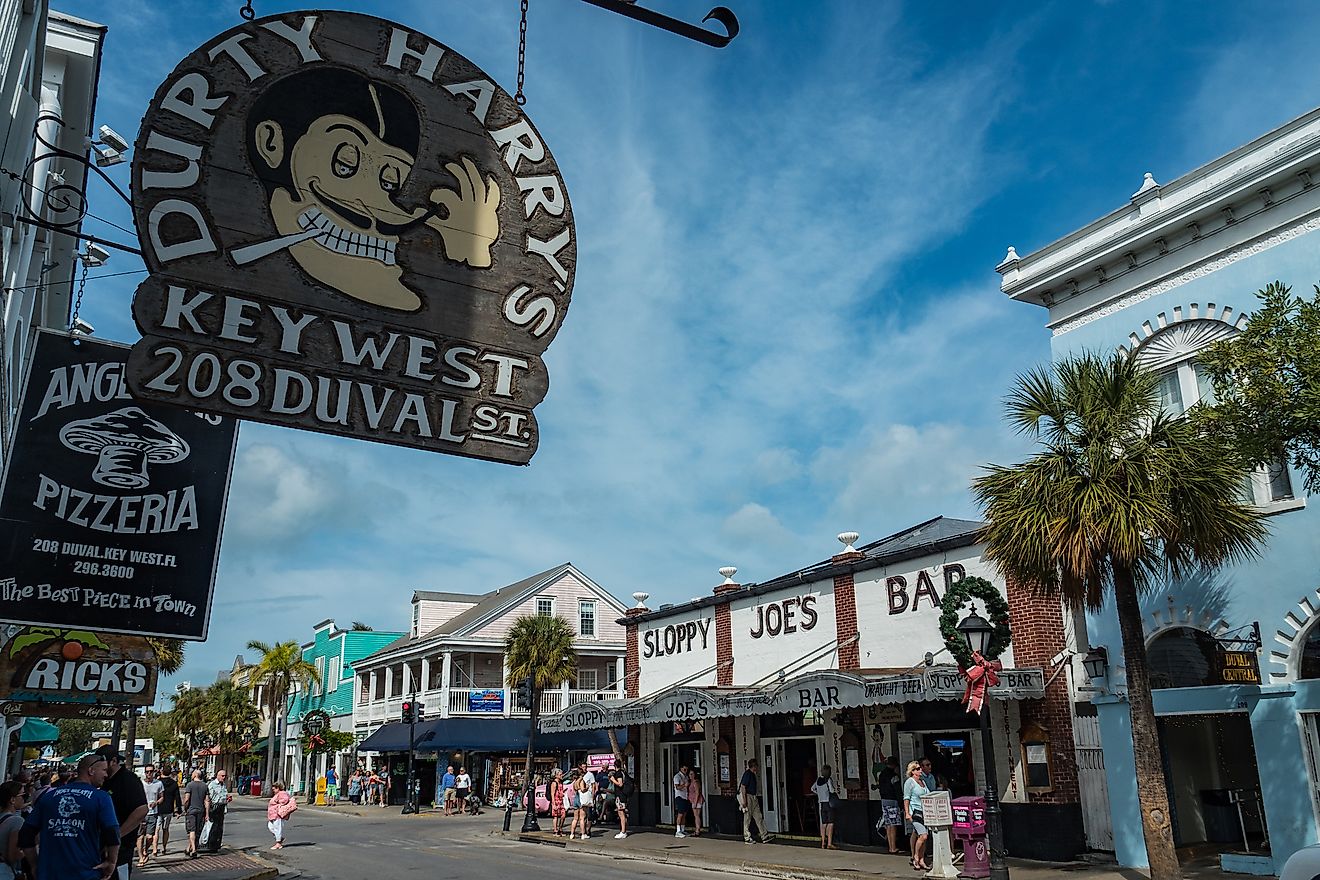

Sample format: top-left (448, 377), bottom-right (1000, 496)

top-left (218, 800), bottom-right (717, 880)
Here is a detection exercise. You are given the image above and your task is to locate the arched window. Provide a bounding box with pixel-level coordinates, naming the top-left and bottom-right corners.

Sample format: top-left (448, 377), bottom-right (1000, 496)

top-left (1147, 626), bottom-right (1220, 689)
top-left (1300, 621), bottom-right (1320, 680)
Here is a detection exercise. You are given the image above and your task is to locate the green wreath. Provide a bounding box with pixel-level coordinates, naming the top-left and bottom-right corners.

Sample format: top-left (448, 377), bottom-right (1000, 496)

top-left (938, 576), bottom-right (1012, 669)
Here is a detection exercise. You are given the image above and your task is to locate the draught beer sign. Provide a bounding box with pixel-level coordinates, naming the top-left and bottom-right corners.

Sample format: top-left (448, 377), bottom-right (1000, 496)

top-left (127, 11), bottom-right (576, 464)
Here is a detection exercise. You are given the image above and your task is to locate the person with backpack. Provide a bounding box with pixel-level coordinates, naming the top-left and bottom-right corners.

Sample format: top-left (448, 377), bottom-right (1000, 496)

top-left (811, 765), bottom-right (840, 850)
top-left (607, 765), bottom-right (632, 839)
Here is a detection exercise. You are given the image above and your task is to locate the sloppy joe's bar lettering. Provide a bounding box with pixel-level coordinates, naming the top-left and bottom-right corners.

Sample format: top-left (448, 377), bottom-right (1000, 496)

top-left (749, 594), bottom-right (818, 638)
top-left (642, 618), bottom-right (712, 658)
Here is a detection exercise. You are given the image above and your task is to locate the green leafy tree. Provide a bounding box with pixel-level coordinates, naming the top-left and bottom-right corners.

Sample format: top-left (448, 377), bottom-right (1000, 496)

top-left (204, 680), bottom-right (261, 775)
top-left (52, 717), bottom-right (97, 756)
top-left (504, 615), bottom-right (578, 790)
top-left (350, 622), bottom-right (373, 631)
top-left (139, 710), bottom-right (183, 763)
top-left (245, 640), bottom-right (320, 794)
top-left (971, 352), bottom-right (1268, 880)
top-left (122, 638), bottom-right (186, 768)
top-left (169, 687), bottom-right (209, 760)
top-left (1196, 281), bottom-right (1320, 493)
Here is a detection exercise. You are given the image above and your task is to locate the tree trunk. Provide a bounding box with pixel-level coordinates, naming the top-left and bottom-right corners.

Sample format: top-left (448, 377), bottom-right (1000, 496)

top-left (606, 727), bottom-right (622, 766)
top-left (110, 714), bottom-right (123, 755)
top-left (124, 712), bottom-right (138, 770)
top-left (524, 696), bottom-right (538, 789)
top-left (1113, 564), bottom-right (1182, 880)
top-left (262, 687), bottom-right (280, 796)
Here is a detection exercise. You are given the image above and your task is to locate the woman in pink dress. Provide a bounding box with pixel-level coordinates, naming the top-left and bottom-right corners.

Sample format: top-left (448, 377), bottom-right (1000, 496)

top-left (687, 772), bottom-right (705, 837)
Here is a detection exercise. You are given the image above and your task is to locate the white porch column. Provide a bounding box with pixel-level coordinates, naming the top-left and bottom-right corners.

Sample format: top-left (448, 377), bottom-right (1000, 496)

top-left (384, 667), bottom-right (393, 699)
top-left (420, 657), bottom-right (431, 693)
top-left (615, 657), bottom-right (624, 694)
top-left (369, 671), bottom-right (379, 701)
top-left (441, 652), bottom-right (453, 686)
top-left (403, 662), bottom-right (414, 696)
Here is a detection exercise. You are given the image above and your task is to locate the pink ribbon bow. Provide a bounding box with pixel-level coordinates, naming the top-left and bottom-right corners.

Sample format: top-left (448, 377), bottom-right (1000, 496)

top-left (959, 651), bottom-right (1001, 715)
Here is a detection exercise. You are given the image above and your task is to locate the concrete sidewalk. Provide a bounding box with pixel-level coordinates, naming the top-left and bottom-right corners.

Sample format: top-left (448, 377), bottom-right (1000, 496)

top-left (509, 826), bottom-right (1259, 880)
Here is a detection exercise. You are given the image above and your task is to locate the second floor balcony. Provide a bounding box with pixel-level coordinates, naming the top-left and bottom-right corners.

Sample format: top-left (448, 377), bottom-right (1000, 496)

top-left (357, 682), bottom-right (623, 724)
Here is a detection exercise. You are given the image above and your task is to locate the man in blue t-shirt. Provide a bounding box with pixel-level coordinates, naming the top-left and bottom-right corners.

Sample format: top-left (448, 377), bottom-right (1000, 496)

top-left (738, 758), bottom-right (770, 844)
top-left (19, 753), bottom-right (121, 880)
top-left (438, 765), bottom-right (457, 815)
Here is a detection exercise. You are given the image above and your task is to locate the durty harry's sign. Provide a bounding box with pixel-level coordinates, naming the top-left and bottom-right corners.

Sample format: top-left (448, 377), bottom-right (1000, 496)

top-left (0, 332), bottom-right (237, 639)
top-left (0, 628), bottom-right (159, 709)
top-left (127, 11), bottom-right (575, 464)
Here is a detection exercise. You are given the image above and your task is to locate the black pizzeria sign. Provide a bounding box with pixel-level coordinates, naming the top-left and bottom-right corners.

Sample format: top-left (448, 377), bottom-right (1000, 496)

top-left (126, 11), bottom-right (575, 465)
top-left (0, 332), bottom-right (237, 639)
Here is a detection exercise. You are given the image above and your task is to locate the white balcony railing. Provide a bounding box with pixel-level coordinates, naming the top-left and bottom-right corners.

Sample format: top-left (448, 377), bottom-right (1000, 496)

top-left (360, 684), bottom-right (624, 722)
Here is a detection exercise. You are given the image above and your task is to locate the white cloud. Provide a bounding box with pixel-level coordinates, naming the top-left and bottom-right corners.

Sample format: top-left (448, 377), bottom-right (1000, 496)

top-left (721, 502), bottom-right (797, 551)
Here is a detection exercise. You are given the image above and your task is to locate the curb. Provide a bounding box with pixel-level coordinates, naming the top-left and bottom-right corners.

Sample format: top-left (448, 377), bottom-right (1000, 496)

top-left (513, 833), bottom-right (888, 880)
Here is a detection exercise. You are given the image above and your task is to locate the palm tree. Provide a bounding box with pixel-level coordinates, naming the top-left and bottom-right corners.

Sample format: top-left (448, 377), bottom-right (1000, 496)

top-left (122, 638), bottom-right (186, 769)
top-left (504, 615), bottom-right (578, 794)
top-left (204, 680), bottom-right (260, 777)
top-left (972, 352), bottom-right (1268, 880)
top-left (350, 621), bottom-right (373, 631)
top-left (169, 687), bottom-right (208, 762)
top-left (245, 640), bottom-right (320, 795)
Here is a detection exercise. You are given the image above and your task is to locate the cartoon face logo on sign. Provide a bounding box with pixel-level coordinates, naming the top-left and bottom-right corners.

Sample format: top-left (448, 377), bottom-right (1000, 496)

top-left (127, 12), bottom-right (575, 464)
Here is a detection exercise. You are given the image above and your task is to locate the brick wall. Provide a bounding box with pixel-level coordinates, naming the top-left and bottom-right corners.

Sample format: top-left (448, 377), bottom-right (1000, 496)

top-left (1004, 576), bottom-right (1080, 806)
top-left (624, 609), bottom-right (643, 698)
top-left (715, 601), bottom-right (733, 686)
top-left (832, 554), bottom-right (863, 669)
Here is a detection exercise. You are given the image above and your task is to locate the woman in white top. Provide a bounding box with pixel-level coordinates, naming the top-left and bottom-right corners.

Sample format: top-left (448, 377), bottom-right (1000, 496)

top-left (810, 765), bottom-right (839, 850)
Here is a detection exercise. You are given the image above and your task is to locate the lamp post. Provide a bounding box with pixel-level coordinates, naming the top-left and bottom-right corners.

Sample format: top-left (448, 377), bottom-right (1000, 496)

top-left (957, 608), bottom-right (1009, 880)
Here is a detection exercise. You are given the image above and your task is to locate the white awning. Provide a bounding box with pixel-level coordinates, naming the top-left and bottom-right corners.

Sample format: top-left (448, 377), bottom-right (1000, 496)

top-left (539, 666), bottom-right (1045, 733)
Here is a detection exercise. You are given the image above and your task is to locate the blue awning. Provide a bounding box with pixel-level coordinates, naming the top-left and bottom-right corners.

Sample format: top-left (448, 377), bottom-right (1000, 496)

top-left (358, 718), bottom-right (624, 754)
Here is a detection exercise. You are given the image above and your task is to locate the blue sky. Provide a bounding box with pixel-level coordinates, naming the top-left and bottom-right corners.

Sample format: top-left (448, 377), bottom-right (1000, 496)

top-left (50, 0), bottom-right (1320, 696)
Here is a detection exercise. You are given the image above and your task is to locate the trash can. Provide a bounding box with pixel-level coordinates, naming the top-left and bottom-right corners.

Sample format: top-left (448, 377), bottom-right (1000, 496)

top-left (952, 796), bottom-right (988, 879)
top-left (251, 777), bottom-right (263, 796)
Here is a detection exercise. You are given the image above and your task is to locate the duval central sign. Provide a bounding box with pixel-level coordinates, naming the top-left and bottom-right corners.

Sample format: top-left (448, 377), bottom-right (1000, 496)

top-left (126, 11), bottom-right (575, 464)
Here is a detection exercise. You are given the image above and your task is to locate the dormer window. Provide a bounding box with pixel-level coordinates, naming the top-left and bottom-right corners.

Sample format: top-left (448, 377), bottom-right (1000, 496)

top-left (411, 601), bottom-right (420, 637)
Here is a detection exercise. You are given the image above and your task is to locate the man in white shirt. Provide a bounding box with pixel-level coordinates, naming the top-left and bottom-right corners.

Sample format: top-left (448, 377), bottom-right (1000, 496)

top-left (455, 768), bottom-right (472, 813)
top-left (578, 762), bottom-right (598, 836)
top-left (138, 765), bottom-right (165, 867)
top-left (672, 765), bottom-right (691, 838)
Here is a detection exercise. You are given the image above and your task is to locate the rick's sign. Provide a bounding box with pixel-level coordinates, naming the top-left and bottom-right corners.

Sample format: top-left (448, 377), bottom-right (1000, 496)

top-left (0, 628), bottom-right (158, 711)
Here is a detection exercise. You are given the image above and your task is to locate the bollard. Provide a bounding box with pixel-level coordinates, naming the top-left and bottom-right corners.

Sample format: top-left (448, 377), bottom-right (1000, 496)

top-left (504, 798), bottom-right (515, 832)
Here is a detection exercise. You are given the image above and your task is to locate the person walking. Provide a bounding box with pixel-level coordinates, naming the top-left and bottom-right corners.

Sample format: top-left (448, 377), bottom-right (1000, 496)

top-left (181, 770), bottom-right (209, 860)
top-left (687, 769), bottom-right (704, 837)
top-left (903, 761), bottom-right (930, 871)
top-left (549, 769), bottom-right (566, 836)
top-left (0, 780), bottom-right (27, 880)
top-left (739, 758), bottom-right (770, 844)
top-left (266, 782), bottom-right (295, 849)
top-left (18, 753), bottom-right (120, 880)
top-left (204, 770), bottom-right (232, 853)
top-left (95, 746), bottom-right (147, 879)
top-left (324, 765), bottom-right (337, 807)
top-left (439, 765), bottom-right (456, 816)
top-left (366, 769), bottom-right (381, 807)
top-left (608, 765), bottom-right (631, 839)
top-left (877, 756), bottom-right (903, 855)
top-left (155, 765), bottom-right (181, 857)
top-left (137, 766), bottom-right (164, 868)
top-left (811, 765), bottom-right (839, 850)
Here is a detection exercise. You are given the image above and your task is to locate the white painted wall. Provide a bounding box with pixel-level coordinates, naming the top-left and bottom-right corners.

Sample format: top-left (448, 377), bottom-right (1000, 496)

top-left (855, 544), bottom-right (1016, 670)
top-left (636, 606), bottom-right (716, 696)
top-left (729, 579), bottom-right (836, 685)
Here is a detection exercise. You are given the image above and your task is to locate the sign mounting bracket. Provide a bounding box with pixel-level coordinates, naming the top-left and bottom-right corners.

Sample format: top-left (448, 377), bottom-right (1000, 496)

top-left (579, 1), bottom-right (739, 48)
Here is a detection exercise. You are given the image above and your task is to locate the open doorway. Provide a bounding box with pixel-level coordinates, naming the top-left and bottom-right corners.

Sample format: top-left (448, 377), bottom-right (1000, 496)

top-left (1157, 713), bottom-right (1266, 856)
top-left (921, 733), bottom-right (976, 797)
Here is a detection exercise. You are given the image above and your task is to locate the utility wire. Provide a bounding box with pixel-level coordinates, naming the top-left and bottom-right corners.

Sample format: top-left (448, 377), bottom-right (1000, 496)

top-left (2, 268), bottom-right (146, 294)
top-left (1, 166), bottom-right (141, 242)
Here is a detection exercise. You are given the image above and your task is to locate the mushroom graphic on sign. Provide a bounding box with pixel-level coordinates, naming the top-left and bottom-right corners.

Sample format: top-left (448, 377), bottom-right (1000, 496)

top-left (59, 407), bottom-right (191, 489)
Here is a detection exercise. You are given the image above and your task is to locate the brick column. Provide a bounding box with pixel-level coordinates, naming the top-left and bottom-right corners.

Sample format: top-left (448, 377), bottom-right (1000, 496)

top-left (1004, 575), bottom-right (1080, 807)
top-left (713, 573), bottom-right (740, 686)
top-left (832, 550), bottom-right (864, 670)
top-left (624, 607), bottom-right (645, 699)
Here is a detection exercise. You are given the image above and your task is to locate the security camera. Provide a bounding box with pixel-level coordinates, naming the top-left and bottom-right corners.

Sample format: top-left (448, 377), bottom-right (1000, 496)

top-left (80, 243), bottom-right (110, 268)
top-left (97, 125), bottom-right (130, 154)
top-left (93, 144), bottom-right (124, 167)
top-left (70, 317), bottom-right (95, 337)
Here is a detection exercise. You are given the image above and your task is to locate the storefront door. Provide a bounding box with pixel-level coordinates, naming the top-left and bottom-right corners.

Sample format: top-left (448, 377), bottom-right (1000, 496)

top-left (1300, 714), bottom-right (1320, 838)
top-left (661, 741), bottom-right (703, 824)
top-left (1156, 713), bottom-right (1266, 851)
top-left (762, 736), bottom-right (824, 835)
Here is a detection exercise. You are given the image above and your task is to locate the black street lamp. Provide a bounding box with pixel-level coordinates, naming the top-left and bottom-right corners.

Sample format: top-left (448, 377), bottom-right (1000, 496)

top-left (957, 608), bottom-right (1009, 880)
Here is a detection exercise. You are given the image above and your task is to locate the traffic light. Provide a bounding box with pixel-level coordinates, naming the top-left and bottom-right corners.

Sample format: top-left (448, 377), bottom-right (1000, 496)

top-left (515, 677), bottom-right (533, 710)
top-left (415, 702), bottom-right (425, 721)
top-left (401, 700), bottom-right (414, 724)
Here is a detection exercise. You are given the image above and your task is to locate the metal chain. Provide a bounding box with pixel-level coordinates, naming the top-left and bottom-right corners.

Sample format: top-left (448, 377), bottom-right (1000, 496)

top-left (69, 262), bottom-right (87, 330)
top-left (239, 0), bottom-right (255, 21)
top-left (515, 0), bottom-right (529, 106)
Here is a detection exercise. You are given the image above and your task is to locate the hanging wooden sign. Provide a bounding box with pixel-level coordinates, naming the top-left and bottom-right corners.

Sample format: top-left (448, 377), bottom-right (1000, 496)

top-left (0, 332), bottom-right (237, 639)
top-left (0, 627), bottom-right (159, 710)
top-left (126, 11), bottom-right (576, 464)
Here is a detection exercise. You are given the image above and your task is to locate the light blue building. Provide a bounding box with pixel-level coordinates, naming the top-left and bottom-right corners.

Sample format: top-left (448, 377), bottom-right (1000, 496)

top-left (999, 110), bottom-right (1320, 875)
